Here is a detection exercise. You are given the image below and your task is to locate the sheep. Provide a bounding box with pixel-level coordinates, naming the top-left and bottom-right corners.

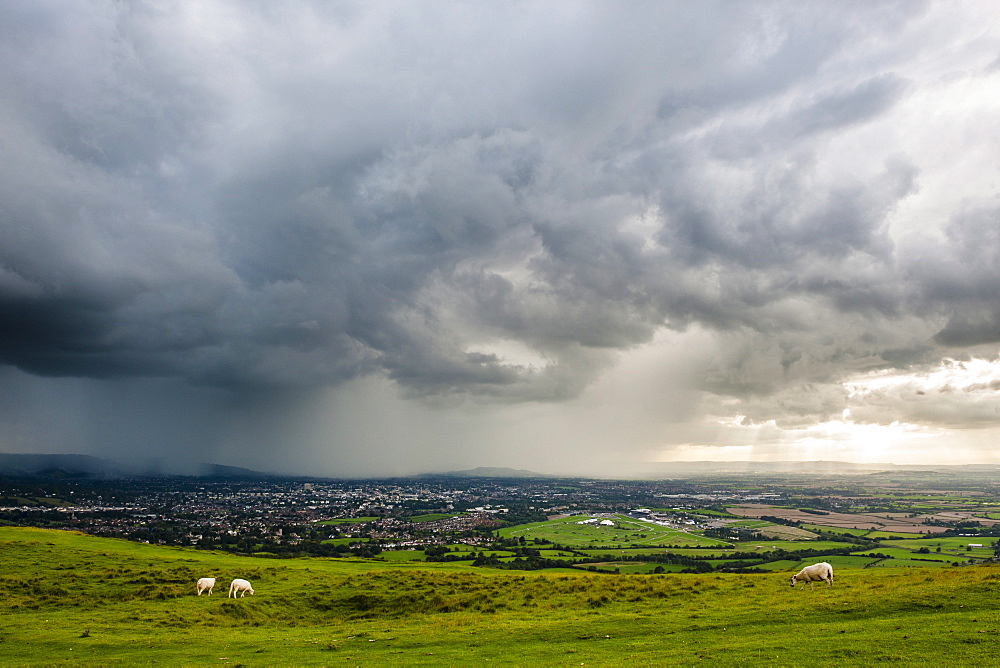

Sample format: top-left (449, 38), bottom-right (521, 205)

top-left (790, 562), bottom-right (833, 589)
top-left (228, 578), bottom-right (255, 598)
top-left (196, 577), bottom-right (216, 596)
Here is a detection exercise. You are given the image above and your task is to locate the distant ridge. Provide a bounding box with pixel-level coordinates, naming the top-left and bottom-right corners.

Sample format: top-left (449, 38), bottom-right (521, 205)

top-left (194, 462), bottom-right (275, 478)
top-left (434, 466), bottom-right (552, 478)
top-left (0, 453), bottom-right (131, 478)
top-left (0, 453), bottom-right (273, 479)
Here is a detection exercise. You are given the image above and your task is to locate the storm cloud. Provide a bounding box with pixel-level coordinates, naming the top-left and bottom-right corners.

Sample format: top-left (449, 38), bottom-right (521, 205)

top-left (2, 1), bottom-right (1000, 475)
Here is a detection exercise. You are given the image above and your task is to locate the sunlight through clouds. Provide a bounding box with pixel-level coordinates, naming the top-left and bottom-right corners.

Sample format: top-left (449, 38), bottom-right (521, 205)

top-left (672, 354), bottom-right (1000, 466)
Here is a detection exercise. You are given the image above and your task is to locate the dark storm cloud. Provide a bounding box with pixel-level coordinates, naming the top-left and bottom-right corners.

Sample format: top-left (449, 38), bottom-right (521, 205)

top-left (0, 0), bottom-right (994, 415)
top-left (919, 205), bottom-right (1000, 347)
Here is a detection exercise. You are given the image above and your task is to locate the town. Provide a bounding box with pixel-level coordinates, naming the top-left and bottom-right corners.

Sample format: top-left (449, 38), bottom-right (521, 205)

top-left (0, 474), bottom-right (752, 555)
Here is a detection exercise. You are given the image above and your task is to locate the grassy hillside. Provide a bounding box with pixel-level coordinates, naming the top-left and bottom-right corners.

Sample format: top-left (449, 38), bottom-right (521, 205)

top-left (2, 527), bottom-right (1000, 665)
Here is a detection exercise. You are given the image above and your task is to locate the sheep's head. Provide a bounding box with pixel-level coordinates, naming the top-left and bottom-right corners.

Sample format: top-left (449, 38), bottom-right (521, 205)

top-left (789, 576), bottom-right (797, 587)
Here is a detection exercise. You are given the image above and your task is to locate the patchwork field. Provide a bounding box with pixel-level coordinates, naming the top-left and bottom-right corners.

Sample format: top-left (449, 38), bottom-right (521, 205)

top-left (727, 505), bottom-right (951, 534)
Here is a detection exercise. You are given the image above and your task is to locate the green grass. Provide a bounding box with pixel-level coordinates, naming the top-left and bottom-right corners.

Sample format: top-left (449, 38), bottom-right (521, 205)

top-left (579, 562), bottom-right (668, 574)
top-left (5, 527), bottom-right (1000, 665)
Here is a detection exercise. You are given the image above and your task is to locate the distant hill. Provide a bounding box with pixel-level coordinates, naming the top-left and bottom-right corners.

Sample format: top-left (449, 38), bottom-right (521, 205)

top-left (434, 466), bottom-right (553, 478)
top-left (433, 461), bottom-right (1000, 480)
top-left (0, 453), bottom-right (273, 479)
top-left (193, 462), bottom-right (275, 478)
top-left (0, 453), bottom-right (131, 478)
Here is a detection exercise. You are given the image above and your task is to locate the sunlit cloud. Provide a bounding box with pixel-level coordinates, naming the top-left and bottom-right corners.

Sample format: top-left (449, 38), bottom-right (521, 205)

top-left (671, 354), bottom-right (1000, 465)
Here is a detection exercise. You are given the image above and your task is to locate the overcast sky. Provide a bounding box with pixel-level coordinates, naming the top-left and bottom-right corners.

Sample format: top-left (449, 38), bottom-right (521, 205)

top-left (2, 1), bottom-right (1000, 477)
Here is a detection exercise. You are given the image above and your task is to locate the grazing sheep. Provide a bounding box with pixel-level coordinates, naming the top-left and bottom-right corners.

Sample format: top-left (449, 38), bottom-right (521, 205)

top-left (228, 578), bottom-right (254, 598)
top-left (196, 577), bottom-right (216, 596)
top-left (790, 562), bottom-right (833, 589)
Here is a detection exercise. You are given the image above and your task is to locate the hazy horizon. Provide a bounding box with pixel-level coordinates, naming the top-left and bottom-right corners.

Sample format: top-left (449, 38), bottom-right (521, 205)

top-left (3, 2), bottom-right (1000, 478)
top-left (5, 451), bottom-right (998, 481)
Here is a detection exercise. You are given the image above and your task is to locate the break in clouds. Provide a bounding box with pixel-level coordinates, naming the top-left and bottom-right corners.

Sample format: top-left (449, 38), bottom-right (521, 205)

top-left (2, 1), bottom-right (1000, 474)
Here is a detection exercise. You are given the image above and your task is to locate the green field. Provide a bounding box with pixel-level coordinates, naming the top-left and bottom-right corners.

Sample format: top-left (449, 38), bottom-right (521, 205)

top-left (6, 527), bottom-right (1000, 665)
top-left (854, 548), bottom-right (956, 562)
top-left (578, 562), bottom-right (682, 574)
top-left (497, 514), bottom-right (730, 548)
top-left (864, 530), bottom-right (928, 539)
top-left (801, 524), bottom-right (873, 536)
top-left (577, 547), bottom-right (713, 558)
top-left (727, 539), bottom-right (855, 552)
top-left (677, 509), bottom-right (739, 518)
top-left (881, 536), bottom-right (996, 552)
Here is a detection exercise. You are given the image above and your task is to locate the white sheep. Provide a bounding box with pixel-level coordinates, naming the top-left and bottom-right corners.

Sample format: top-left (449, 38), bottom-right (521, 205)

top-left (196, 577), bottom-right (216, 596)
top-left (228, 578), bottom-right (255, 598)
top-left (790, 562), bottom-right (833, 589)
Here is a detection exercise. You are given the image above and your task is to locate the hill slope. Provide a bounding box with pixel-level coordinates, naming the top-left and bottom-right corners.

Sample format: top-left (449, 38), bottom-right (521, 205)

top-left (1, 527), bottom-right (998, 665)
